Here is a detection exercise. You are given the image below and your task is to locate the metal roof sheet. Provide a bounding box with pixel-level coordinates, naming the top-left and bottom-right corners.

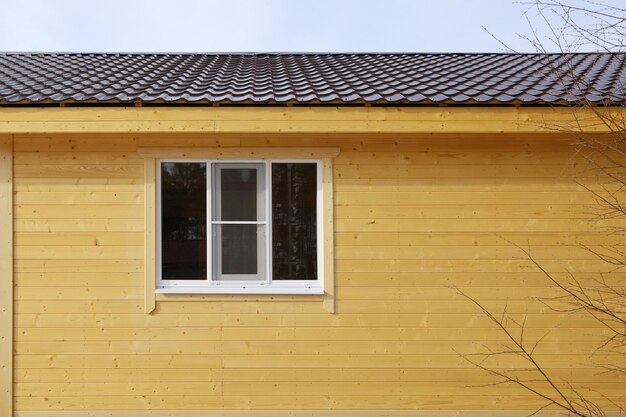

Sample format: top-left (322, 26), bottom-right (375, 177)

top-left (0, 52), bottom-right (624, 105)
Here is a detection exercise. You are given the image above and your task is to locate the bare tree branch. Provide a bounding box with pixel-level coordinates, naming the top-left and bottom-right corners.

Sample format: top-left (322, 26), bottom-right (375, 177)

top-left (465, 2), bottom-right (625, 416)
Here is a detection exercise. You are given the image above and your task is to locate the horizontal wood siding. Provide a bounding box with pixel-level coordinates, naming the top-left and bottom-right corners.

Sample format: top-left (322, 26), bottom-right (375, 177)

top-left (12, 132), bottom-right (625, 412)
top-left (0, 106), bottom-right (621, 134)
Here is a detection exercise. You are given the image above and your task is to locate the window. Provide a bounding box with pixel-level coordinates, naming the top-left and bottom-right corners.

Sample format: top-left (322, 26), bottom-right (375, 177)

top-left (157, 159), bottom-right (322, 294)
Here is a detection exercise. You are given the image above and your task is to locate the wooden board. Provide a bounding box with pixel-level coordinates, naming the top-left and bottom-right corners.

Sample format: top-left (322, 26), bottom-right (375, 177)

top-left (0, 134), bottom-right (13, 417)
top-left (0, 106), bottom-right (622, 133)
top-left (144, 158), bottom-right (156, 314)
top-left (10, 132), bottom-right (626, 413)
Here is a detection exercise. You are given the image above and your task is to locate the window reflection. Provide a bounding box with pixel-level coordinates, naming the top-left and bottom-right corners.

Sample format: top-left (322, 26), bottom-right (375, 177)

top-left (161, 163), bottom-right (207, 280)
top-left (272, 163), bottom-right (317, 280)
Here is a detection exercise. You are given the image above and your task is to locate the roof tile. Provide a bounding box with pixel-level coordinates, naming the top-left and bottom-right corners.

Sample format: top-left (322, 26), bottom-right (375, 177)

top-left (0, 52), bottom-right (624, 105)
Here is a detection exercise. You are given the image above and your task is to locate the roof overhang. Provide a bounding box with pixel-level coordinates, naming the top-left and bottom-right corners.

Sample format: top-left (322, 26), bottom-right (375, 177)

top-left (0, 106), bottom-right (621, 134)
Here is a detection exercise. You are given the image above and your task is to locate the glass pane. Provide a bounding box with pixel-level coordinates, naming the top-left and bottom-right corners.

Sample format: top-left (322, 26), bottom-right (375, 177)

top-left (271, 163), bottom-right (317, 280)
top-left (219, 167), bottom-right (258, 221)
top-left (215, 224), bottom-right (265, 280)
top-left (160, 163), bottom-right (207, 280)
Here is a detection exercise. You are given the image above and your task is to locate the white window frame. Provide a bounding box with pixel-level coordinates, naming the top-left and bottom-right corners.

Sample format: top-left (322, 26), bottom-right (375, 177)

top-left (212, 162), bottom-right (268, 284)
top-left (156, 158), bottom-right (324, 295)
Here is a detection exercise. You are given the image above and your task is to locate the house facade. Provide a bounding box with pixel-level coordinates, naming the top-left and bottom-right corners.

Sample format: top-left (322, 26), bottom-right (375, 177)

top-left (0, 53), bottom-right (624, 416)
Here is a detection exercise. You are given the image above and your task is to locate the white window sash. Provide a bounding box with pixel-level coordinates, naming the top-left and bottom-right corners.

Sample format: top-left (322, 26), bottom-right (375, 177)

top-left (211, 162), bottom-right (268, 285)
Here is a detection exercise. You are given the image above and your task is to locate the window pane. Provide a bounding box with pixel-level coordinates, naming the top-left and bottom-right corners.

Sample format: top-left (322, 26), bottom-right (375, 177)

top-left (271, 163), bottom-right (317, 280)
top-left (219, 167), bottom-right (258, 221)
top-left (160, 163), bottom-right (207, 280)
top-left (215, 224), bottom-right (265, 281)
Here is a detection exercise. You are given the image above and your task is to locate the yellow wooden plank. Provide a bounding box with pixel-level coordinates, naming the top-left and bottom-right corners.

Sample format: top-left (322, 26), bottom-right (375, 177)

top-left (12, 311), bottom-right (614, 329)
top-left (0, 105), bottom-right (596, 123)
top-left (14, 151), bottom-right (142, 165)
top-left (15, 286), bottom-right (143, 300)
top-left (10, 407), bottom-right (626, 416)
top-left (151, 295), bottom-right (327, 315)
top-left (15, 300), bottom-right (144, 314)
top-left (0, 134), bottom-right (13, 417)
top-left (333, 286), bottom-right (613, 300)
top-left (335, 164), bottom-right (607, 179)
top-left (13, 339), bottom-right (611, 356)
top-left (334, 218), bottom-right (617, 233)
top-left (11, 132), bottom-right (581, 153)
top-left (14, 259), bottom-right (143, 273)
top-left (333, 299), bottom-right (590, 314)
top-left (144, 158), bottom-right (156, 314)
top-left (335, 232), bottom-right (625, 247)
top-left (222, 381), bottom-right (625, 397)
top-left (15, 246), bottom-right (143, 260)
top-left (336, 259), bottom-right (614, 273)
top-left (29, 270), bottom-right (614, 290)
top-left (275, 311), bottom-right (615, 329)
top-left (14, 381), bottom-right (221, 397)
top-left (333, 149), bottom-right (596, 166)
top-left (15, 272), bottom-right (142, 287)
top-left (334, 178), bottom-right (624, 193)
top-left (15, 191), bottom-right (143, 205)
top-left (335, 191), bottom-right (600, 205)
top-left (14, 182), bottom-right (143, 192)
top-left (333, 271), bottom-right (626, 287)
top-left (322, 157), bottom-right (335, 313)
top-left (14, 299), bottom-right (326, 315)
top-left (16, 367), bottom-right (624, 384)
top-left (335, 205), bottom-right (597, 220)
top-left (15, 218), bottom-right (144, 232)
top-left (15, 232), bottom-right (143, 246)
top-left (13, 132), bottom-right (241, 152)
top-left (14, 205), bottom-right (158, 219)
top-left (13, 326), bottom-right (614, 342)
top-left (238, 132), bottom-right (591, 149)
top-left (325, 396), bottom-right (622, 410)
top-left (206, 353), bottom-right (618, 369)
top-left (8, 297), bottom-right (595, 316)
top-left (12, 380), bottom-right (624, 397)
top-left (13, 164), bottom-right (143, 178)
top-left (14, 352), bottom-right (618, 370)
top-left (14, 354), bottom-right (223, 369)
top-left (334, 245), bottom-right (607, 261)
top-left (0, 106), bottom-right (620, 133)
top-left (137, 146), bottom-right (340, 159)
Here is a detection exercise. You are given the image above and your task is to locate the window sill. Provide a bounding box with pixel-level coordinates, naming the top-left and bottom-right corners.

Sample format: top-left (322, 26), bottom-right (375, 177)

top-left (155, 286), bottom-right (325, 295)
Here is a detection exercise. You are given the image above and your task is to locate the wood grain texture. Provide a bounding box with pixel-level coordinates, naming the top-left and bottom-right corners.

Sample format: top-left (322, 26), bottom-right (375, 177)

top-left (13, 410), bottom-right (625, 417)
top-left (143, 158), bottom-right (156, 314)
top-left (137, 147), bottom-right (340, 159)
top-left (0, 106), bottom-right (622, 134)
top-left (10, 132), bottom-right (626, 413)
top-left (0, 134), bottom-right (13, 416)
top-left (322, 157), bottom-right (336, 313)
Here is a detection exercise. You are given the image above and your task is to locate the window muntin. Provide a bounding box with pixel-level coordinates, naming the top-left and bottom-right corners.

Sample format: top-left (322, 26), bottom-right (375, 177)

top-left (157, 160), bottom-right (321, 292)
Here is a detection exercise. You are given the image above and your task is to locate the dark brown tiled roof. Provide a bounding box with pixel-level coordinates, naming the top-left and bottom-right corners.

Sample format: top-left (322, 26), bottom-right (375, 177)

top-left (0, 52), bottom-right (625, 105)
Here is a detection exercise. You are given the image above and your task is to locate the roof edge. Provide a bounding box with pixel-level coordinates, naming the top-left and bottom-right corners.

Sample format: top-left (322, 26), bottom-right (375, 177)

top-left (1, 51), bottom-right (624, 56)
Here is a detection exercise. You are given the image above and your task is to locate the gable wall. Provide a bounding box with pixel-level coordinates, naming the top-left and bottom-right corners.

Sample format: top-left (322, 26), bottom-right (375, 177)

top-left (11, 132), bottom-right (625, 414)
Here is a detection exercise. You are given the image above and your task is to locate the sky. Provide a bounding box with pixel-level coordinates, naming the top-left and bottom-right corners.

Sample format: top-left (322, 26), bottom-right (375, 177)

top-left (0, 0), bottom-right (622, 53)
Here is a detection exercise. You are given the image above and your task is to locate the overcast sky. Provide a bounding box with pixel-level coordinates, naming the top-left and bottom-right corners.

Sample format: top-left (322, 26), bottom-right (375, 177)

top-left (0, 0), bottom-right (621, 53)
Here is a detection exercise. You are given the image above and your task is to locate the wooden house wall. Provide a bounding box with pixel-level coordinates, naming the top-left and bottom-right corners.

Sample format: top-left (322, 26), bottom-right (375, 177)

top-left (11, 132), bottom-right (625, 413)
